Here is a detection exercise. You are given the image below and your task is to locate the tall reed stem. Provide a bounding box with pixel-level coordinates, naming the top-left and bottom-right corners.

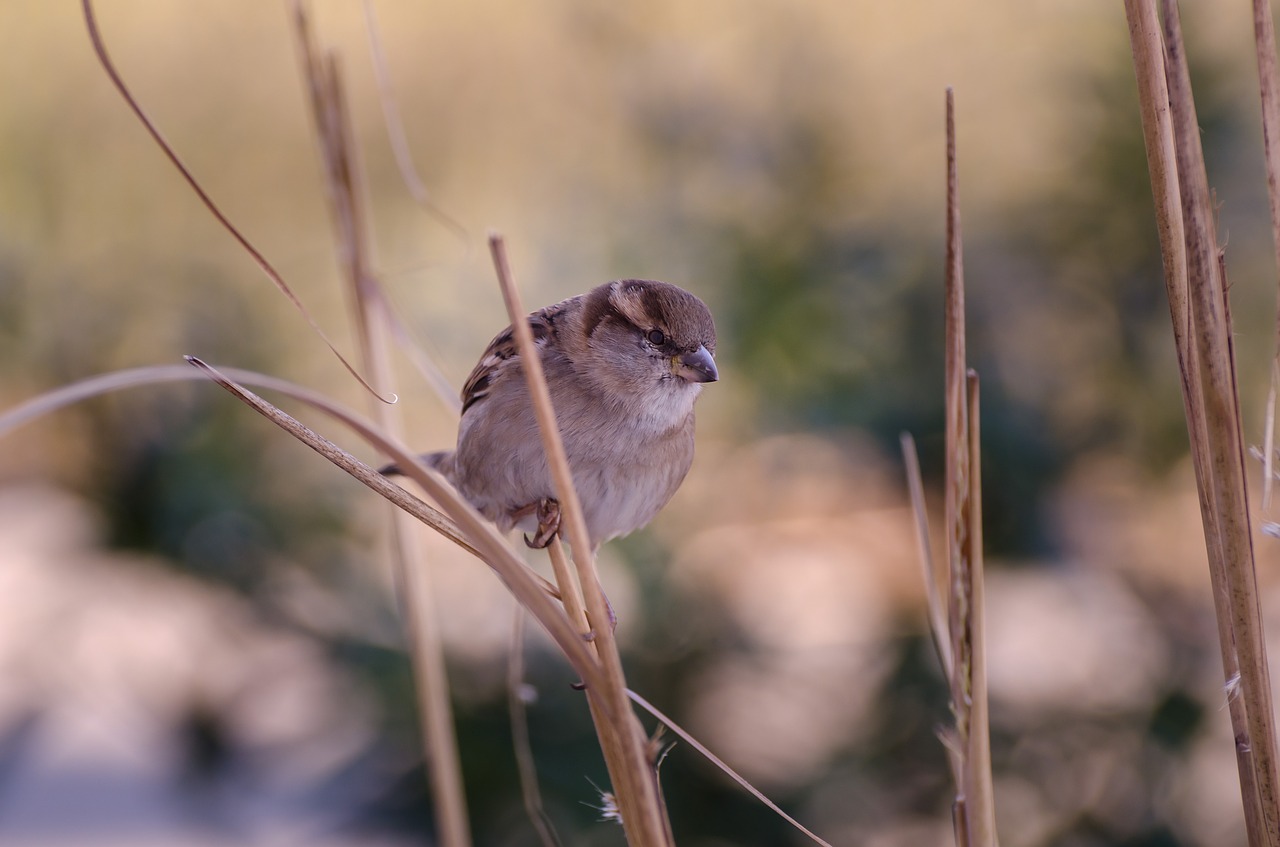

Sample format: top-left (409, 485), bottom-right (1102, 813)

top-left (1124, 2), bottom-right (1280, 843)
top-left (488, 236), bottom-right (673, 846)
top-left (1252, 0), bottom-right (1280, 510)
top-left (290, 5), bottom-right (471, 844)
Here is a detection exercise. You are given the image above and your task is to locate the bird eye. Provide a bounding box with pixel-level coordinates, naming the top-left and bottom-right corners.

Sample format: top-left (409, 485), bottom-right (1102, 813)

top-left (647, 329), bottom-right (666, 346)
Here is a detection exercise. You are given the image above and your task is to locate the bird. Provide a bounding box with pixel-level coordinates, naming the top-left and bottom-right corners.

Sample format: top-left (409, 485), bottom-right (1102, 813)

top-left (387, 278), bottom-right (718, 551)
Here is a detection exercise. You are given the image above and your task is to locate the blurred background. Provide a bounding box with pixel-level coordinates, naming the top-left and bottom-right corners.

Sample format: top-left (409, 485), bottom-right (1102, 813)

top-left (2, 1), bottom-right (1280, 845)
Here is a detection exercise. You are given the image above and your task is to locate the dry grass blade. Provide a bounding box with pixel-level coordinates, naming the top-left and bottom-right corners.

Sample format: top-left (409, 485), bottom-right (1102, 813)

top-left (625, 690), bottom-right (834, 847)
top-left (185, 356), bottom-right (606, 694)
top-left (964, 371), bottom-right (995, 847)
top-left (79, 0), bottom-right (392, 404)
top-left (487, 235), bottom-right (671, 847)
top-left (0, 362), bottom-right (578, 589)
top-left (944, 86), bottom-right (971, 731)
top-left (359, 0), bottom-right (470, 247)
top-left (289, 9), bottom-right (472, 843)
top-left (293, 0), bottom-right (461, 416)
top-left (1268, 365), bottom-right (1278, 510)
top-left (0, 364), bottom-right (368, 443)
top-left (376, 312), bottom-right (465, 417)
top-left (943, 90), bottom-right (972, 735)
top-left (508, 610), bottom-right (565, 847)
top-left (1123, 5), bottom-right (1269, 838)
top-left (900, 432), bottom-right (953, 681)
top-left (1253, 0), bottom-right (1280, 509)
top-left (1160, 3), bottom-right (1280, 844)
top-left (547, 538), bottom-right (592, 643)
top-left (942, 88), bottom-right (997, 847)
top-left (1125, 1), bottom-right (1280, 842)
top-left (944, 88), bottom-right (974, 847)
top-left (290, 2), bottom-right (373, 325)
top-left (0, 363), bottom-right (569, 607)
top-left (486, 236), bottom-right (605, 643)
top-left (1122, 0), bottom-right (1188, 336)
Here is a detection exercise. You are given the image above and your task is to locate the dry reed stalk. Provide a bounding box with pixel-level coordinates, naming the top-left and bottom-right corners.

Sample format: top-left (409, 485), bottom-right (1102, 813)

top-left (901, 88), bottom-right (997, 847)
top-left (508, 610), bottom-right (565, 847)
top-left (1124, 2), bottom-right (1280, 843)
top-left (1164, 4), bottom-right (1280, 843)
top-left (900, 432), bottom-right (953, 681)
top-left (0, 364), bottom-right (494, 562)
top-left (1117, 9), bottom-right (1247, 785)
top-left (547, 539), bottom-right (592, 649)
top-left (487, 235), bottom-right (673, 847)
top-left (186, 357), bottom-right (608, 690)
top-left (0, 301), bottom-right (837, 847)
top-left (79, 0), bottom-right (390, 403)
top-left (1253, 0), bottom-right (1280, 510)
top-left (942, 88), bottom-right (997, 847)
top-left (963, 371), bottom-right (994, 845)
top-left (0, 342), bottom-right (834, 844)
top-left (0, 365), bottom-right (573, 611)
top-left (944, 91), bottom-right (971, 739)
top-left (67, 4), bottom-right (775, 840)
top-left (289, 5), bottom-right (472, 844)
top-left (625, 690), bottom-right (835, 847)
top-left (358, 0), bottom-right (469, 247)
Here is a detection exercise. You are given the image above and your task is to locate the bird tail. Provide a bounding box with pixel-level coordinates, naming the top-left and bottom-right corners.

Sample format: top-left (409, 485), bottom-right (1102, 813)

top-left (378, 450), bottom-right (454, 479)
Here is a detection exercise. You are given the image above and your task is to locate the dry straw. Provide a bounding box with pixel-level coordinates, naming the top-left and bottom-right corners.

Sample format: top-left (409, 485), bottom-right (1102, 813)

top-left (1253, 0), bottom-right (1280, 512)
top-left (902, 88), bottom-right (996, 847)
top-left (488, 235), bottom-right (675, 847)
top-left (70, 3), bottom-right (1280, 845)
top-left (287, 4), bottom-right (471, 844)
top-left (508, 611), bottom-right (564, 847)
top-left (78, 0), bottom-right (393, 404)
top-left (1124, 1), bottom-right (1280, 843)
top-left (185, 357), bottom-right (609, 689)
top-left (0, 4), bottom-right (856, 845)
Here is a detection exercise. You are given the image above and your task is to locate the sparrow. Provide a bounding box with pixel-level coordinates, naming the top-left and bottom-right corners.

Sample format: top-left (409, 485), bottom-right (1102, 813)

top-left (390, 279), bottom-right (718, 550)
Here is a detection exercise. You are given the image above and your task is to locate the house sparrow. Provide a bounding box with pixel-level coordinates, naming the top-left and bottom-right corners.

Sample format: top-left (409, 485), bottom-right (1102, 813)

top-left (390, 279), bottom-right (718, 549)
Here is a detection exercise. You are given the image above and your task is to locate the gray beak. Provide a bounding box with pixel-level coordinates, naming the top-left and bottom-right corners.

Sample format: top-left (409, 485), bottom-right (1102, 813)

top-left (675, 345), bottom-right (719, 383)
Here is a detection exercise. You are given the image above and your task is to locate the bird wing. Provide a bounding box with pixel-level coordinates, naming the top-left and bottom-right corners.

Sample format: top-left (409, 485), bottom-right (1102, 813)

top-left (459, 296), bottom-right (576, 414)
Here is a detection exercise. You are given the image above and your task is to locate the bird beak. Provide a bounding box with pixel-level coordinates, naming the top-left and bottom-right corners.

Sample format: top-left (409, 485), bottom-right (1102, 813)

top-left (674, 345), bottom-right (718, 383)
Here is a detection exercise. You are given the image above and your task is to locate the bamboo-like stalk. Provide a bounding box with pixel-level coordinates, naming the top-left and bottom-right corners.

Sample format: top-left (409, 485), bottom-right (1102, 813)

top-left (1124, 2), bottom-right (1280, 844)
top-left (1253, 0), bottom-right (1280, 510)
top-left (487, 235), bottom-right (672, 847)
top-left (289, 6), bottom-right (473, 844)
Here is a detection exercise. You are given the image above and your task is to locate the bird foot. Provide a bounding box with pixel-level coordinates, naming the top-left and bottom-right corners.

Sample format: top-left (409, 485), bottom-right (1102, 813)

top-left (522, 498), bottom-right (562, 549)
top-left (578, 593), bottom-right (619, 643)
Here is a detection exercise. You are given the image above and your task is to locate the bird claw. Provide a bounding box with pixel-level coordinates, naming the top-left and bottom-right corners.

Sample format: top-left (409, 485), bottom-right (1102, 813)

top-left (522, 498), bottom-right (561, 549)
top-left (578, 595), bottom-right (619, 642)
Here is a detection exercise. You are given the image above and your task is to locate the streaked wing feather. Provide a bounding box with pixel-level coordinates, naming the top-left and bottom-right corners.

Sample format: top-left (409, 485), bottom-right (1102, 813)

top-left (459, 297), bottom-right (575, 414)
